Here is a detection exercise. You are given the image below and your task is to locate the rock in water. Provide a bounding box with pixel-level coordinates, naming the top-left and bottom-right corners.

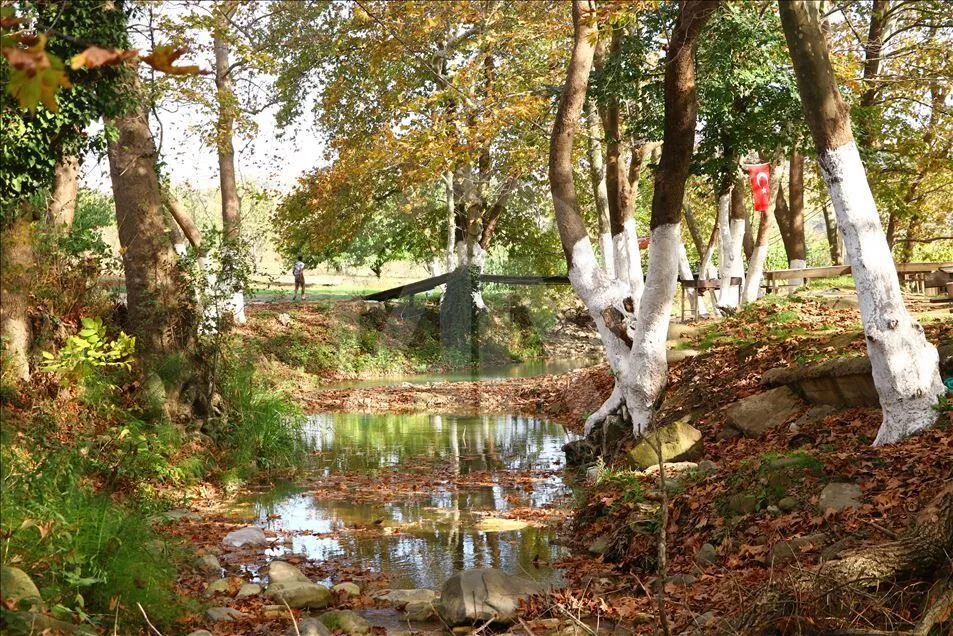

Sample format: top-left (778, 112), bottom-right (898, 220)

top-left (288, 617), bottom-right (331, 636)
top-left (222, 526), bottom-right (267, 548)
top-left (627, 418), bottom-right (703, 470)
top-left (265, 562), bottom-right (331, 609)
top-left (373, 588), bottom-right (438, 606)
top-left (725, 386), bottom-right (803, 438)
top-left (817, 483), bottom-right (862, 513)
top-left (318, 609), bottom-right (371, 634)
top-left (332, 582), bottom-right (361, 597)
top-left (0, 566), bottom-right (42, 610)
top-left (437, 568), bottom-right (542, 626)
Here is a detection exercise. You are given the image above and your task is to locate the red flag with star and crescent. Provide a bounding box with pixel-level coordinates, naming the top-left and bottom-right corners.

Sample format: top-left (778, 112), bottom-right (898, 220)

top-left (747, 163), bottom-right (771, 211)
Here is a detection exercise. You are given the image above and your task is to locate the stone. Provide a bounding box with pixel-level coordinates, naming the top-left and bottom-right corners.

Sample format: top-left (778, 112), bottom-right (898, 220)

top-left (187, 631), bottom-right (214, 636)
top-left (778, 497), bottom-right (797, 512)
top-left (588, 535), bottom-right (610, 555)
top-left (287, 617), bottom-right (332, 636)
top-left (236, 583), bottom-right (262, 598)
top-left (585, 464), bottom-right (603, 482)
top-left (627, 419), bottom-right (703, 470)
top-left (373, 588), bottom-right (438, 606)
top-left (697, 460), bottom-right (720, 476)
top-left (0, 566), bottom-right (42, 610)
top-left (695, 543), bottom-right (717, 566)
top-left (404, 600), bottom-right (436, 621)
top-left (666, 348), bottom-right (700, 363)
top-left (195, 554), bottom-right (222, 575)
top-left (641, 461), bottom-right (698, 476)
top-left (818, 483), bottom-right (862, 513)
top-left (277, 312), bottom-right (292, 326)
top-left (222, 526), bottom-right (267, 548)
top-left (437, 568), bottom-right (543, 626)
top-left (268, 560), bottom-right (312, 584)
top-left (263, 605), bottom-right (288, 619)
top-left (265, 581), bottom-right (331, 609)
top-left (727, 494), bottom-right (758, 515)
top-left (762, 356), bottom-right (879, 408)
top-left (562, 439), bottom-right (595, 466)
top-left (769, 533), bottom-right (828, 566)
top-left (725, 387), bottom-right (803, 438)
top-left (205, 578), bottom-right (232, 596)
top-left (205, 607), bottom-right (247, 622)
top-left (332, 582), bottom-right (361, 597)
top-left (792, 405), bottom-right (838, 430)
top-left (318, 609), bottom-right (371, 634)
top-left (665, 573), bottom-right (697, 587)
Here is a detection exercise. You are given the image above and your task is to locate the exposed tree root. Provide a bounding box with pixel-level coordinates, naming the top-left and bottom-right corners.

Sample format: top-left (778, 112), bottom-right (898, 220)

top-left (733, 484), bottom-right (953, 634)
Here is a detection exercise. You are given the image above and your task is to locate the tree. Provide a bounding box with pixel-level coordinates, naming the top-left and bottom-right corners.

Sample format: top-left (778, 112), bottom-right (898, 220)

top-left (106, 73), bottom-right (192, 362)
top-left (550, 0), bottom-right (718, 437)
top-left (778, 0), bottom-right (944, 445)
top-left (774, 147), bottom-right (807, 284)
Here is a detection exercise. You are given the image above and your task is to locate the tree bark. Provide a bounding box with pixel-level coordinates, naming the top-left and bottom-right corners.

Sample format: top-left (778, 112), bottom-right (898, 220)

top-left (779, 0), bottom-right (943, 445)
top-left (214, 13), bottom-right (246, 325)
top-left (776, 150), bottom-right (807, 286)
top-left (107, 91), bottom-right (188, 361)
top-left (162, 187), bottom-right (203, 252)
top-left (682, 201), bottom-right (706, 262)
top-left (586, 98), bottom-right (614, 277)
top-left (0, 215), bottom-right (33, 382)
top-left (857, 0), bottom-right (890, 149)
top-left (47, 155), bottom-right (79, 227)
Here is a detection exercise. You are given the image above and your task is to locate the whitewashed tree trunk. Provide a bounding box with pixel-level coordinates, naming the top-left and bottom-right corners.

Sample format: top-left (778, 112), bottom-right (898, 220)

top-left (622, 218), bottom-right (645, 307)
top-left (743, 161), bottom-right (786, 303)
top-left (585, 99), bottom-right (615, 277)
top-left (779, 0), bottom-right (944, 445)
top-left (716, 189), bottom-right (742, 308)
top-left (787, 258), bottom-right (806, 288)
top-left (443, 171), bottom-right (456, 274)
top-left (821, 143), bottom-right (943, 443)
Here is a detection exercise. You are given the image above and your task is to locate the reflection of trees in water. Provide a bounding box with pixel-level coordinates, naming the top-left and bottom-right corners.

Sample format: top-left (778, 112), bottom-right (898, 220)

top-left (251, 412), bottom-right (568, 588)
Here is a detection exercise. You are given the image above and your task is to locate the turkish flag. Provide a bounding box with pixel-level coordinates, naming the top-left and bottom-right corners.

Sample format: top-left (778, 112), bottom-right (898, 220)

top-left (747, 163), bottom-right (771, 211)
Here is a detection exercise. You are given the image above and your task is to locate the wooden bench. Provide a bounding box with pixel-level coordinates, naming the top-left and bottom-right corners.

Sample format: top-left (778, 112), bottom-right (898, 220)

top-left (763, 262), bottom-right (953, 295)
top-left (679, 276), bottom-right (742, 321)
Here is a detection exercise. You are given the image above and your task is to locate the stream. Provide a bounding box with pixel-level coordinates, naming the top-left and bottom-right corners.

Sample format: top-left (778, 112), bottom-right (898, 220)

top-left (236, 412), bottom-right (579, 590)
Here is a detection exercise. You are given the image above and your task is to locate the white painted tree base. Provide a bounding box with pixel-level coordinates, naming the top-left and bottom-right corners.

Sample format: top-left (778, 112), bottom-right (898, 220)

top-left (787, 258), bottom-right (806, 289)
top-left (819, 142), bottom-right (944, 444)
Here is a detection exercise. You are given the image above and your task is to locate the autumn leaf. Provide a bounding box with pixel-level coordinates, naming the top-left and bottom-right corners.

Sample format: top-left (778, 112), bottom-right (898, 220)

top-left (4, 35), bottom-right (71, 111)
top-left (141, 44), bottom-right (207, 76)
top-left (70, 46), bottom-right (138, 70)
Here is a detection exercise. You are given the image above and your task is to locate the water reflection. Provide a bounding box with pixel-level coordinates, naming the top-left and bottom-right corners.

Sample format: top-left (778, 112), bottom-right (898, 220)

top-left (245, 413), bottom-right (576, 589)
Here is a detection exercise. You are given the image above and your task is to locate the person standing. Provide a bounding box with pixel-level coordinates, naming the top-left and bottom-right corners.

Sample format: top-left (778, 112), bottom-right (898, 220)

top-left (292, 255), bottom-right (306, 301)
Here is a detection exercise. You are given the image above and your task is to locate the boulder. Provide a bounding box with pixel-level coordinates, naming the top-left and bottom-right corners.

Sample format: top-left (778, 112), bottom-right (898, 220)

top-left (318, 609), bottom-right (371, 634)
top-left (237, 583), bottom-right (262, 598)
top-left (817, 483), bottom-right (862, 513)
top-left (725, 387), bottom-right (803, 438)
top-left (404, 600), bottom-right (436, 621)
top-left (287, 617), bottom-right (332, 636)
top-left (641, 461), bottom-right (698, 477)
top-left (562, 439), bottom-right (596, 466)
top-left (205, 607), bottom-right (247, 622)
top-left (268, 560), bottom-right (312, 585)
top-left (222, 526), bottom-right (267, 548)
top-left (0, 566), bottom-right (42, 610)
top-left (205, 578), bottom-right (232, 596)
top-left (762, 356), bottom-right (879, 408)
top-left (791, 405), bottom-right (838, 430)
top-left (266, 581), bottom-right (331, 609)
top-left (332, 582), bottom-right (361, 597)
top-left (373, 588), bottom-right (438, 606)
top-left (627, 419), bottom-right (702, 470)
top-left (195, 554), bottom-right (222, 575)
top-left (778, 496), bottom-right (797, 512)
top-left (437, 568), bottom-right (542, 626)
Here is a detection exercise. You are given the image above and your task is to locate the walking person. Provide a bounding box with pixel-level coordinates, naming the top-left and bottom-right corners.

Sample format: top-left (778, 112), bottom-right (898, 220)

top-left (292, 255), bottom-right (306, 301)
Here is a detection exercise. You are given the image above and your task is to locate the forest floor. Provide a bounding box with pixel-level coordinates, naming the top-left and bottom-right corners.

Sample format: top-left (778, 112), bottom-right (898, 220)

top-left (148, 290), bottom-right (953, 634)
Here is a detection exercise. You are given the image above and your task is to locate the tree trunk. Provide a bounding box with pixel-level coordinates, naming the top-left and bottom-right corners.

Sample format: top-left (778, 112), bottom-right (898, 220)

top-left (162, 187), bottom-right (203, 252)
top-left (549, 0), bottom-right (717, 439)
top-left (857, 0), bottom-right (890, 149)
top-left (585, 98), bottom-right (614, 277)
top-left (214, 18), bottom-right (246, 325)
top-left (107, 93), bottom-right (188, 361)
top-left (0, 215), bottom-right (33, 382)
top-left (716, 179), bottom-right (744, 309)
top-left (682, 201), bottom-right (706, 262)
top-left (47, 155), bottom-right (79, 227)
top-left (443, 170), bottom-right (456, 273)
top-left (776, 150), bottom-right (807, 286)
top-left (779, 0), bottom-right (943, 445)
top-left (678, 239), bottom-right (708, 317)
top-left (742, 160), bottom-right (786, 303)
top-left (821, 199), bottom-right (841, 264)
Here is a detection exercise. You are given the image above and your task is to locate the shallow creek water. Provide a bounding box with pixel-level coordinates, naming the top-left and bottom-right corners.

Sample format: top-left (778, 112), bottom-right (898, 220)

top-left (237, 413), bottom-right (579, 590)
